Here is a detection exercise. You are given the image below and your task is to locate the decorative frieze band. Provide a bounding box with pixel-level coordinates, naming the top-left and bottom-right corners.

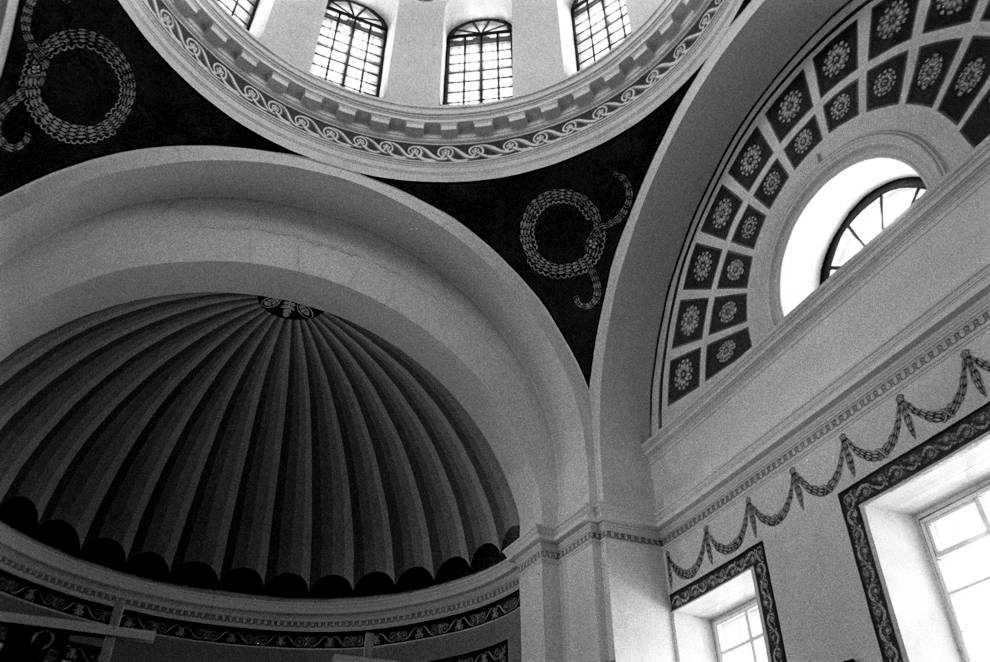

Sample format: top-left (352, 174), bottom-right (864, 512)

top-left (120, 0), bottom-right (734, 180)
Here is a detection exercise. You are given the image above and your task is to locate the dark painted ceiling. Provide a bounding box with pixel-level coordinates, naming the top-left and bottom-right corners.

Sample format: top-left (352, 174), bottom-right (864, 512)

top-left (0, 0), bottom-right (688, 378)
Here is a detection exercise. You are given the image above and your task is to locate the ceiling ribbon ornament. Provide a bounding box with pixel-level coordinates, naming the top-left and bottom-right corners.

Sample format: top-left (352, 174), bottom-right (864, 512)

top-left (519, 171), bottom-right (633, 310)
top-left (0, 0), bottom-right (136, 152)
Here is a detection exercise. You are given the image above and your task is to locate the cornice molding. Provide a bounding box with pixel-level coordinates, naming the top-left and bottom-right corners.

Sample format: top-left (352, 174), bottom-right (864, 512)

top-left (117, 0), bottom-right (737, 180)
top-left (508, 511), bottom-right (662, 571)
top-left (0, 523), bottom-right (518, 631)
top-left (657, 280), bottom-right (990, 544)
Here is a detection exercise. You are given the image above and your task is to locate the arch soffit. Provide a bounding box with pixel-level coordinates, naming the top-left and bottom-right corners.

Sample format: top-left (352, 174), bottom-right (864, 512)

top-left (0, 146), bottom-right (594, 530)
top-left (592, 0), bottom-right (851, 440)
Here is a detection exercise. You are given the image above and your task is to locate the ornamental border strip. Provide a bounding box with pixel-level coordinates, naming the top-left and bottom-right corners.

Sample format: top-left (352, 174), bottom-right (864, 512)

top-left (516, 526), bottom-right (663, 571)
top-left (665, 346), bottom-right (990, 583)
top-left (0, 543), bottom-right (520, 631)
top-left (662, 307), bottom-right (990, 547)
top-left (660, 0), bottom-right (990, 412)
top-left (120, 592), bottom-right (520, 648)
top-left (139, 0), bottom-right (726, 170)
top-left (839, 401), bottom-right (990, 661)
top-left (0, 567), bottom-right (113, 623)
top-left (669, 542), bottom-right (786, 662)
top-left (0, 563), bottom-right (520, 649)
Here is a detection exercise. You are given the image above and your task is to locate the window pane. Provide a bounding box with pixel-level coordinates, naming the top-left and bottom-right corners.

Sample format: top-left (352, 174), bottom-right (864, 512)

top-left (752, 636), bottom-right (770, 662)
top-left (572, 0), bottom-right (630, 69)
top-left (722, 644), bottom-right (756, 662)
top-left (311, 1), bottom-right (386, 96)
top-left (747, 606), bottom-right (763, 637)
top-left (938, 536), bottom-right (990, 591)
top-left (216, 0), bottom-right (258, 28)
top-left (446, 20), bottom-right (512, 105)
top-left (848, 200), bottom-right (883, 244)
top-left (717, 612), bottom-right (751, 650)
top-left (930, 502), bottom-right (986, 551)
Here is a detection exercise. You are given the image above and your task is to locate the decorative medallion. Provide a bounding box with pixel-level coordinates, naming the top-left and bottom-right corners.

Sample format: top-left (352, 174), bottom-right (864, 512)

top-left (917, 52), bottom-right (945, 89)
top-left (876, 0), bottom-right (910, 40)
top-left (909, 40), bottom-right (959, 106)
top-left (681, 305), bottom-right (703, 336)
top-left (739, 144), bottom-right (764, 177)
top-left (719, 252), bottom-right (752, 288)
top-left (518, 172), bottom-right (633, 310)
top-left (786, 119), bottom-right (822, 168)
top-left (669, 348), bottom-right (702, 402)
top-left (823, 41), bottom-right (852, 78)
top-left (868, 54), bottom-right (907, 109)
top-left (703, 188), bottom-right (741, 238)
top-left (953, 57), bottom-right (986, 95)
top-left (709, 294), bottom-right (747, 333)
top-left (873, 68), bottom-right (898, 96)
top-left (940, 38), bottom-right (990, 121)
top-left (258, 297), bottom-right (323, 319)
top-left (685, 245), bottom-right (722, 289)
top-left (934, 0), bottom-right (966, 15)
top-left (0, 0), bottom-right (136, 152)
top-left (704, 328), bottom-right (751, 378)
top-left (732, 207), bottom-right (765, 248)
top-left (673, 299), bottom-right (709, 347)
top-left (776, 90), bottom-right (804, 124)
top-left (731, 130), bottom-right (771, 189)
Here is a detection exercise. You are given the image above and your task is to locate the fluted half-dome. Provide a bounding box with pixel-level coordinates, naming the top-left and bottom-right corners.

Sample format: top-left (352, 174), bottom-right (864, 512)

top-left (0, 293), bottom-right (518, 598)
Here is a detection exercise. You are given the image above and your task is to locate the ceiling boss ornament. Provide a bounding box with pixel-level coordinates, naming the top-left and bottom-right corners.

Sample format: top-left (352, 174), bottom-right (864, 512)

top-left (519, 172), bottom-right (633, 310)
top-left (257, 296), bottom-right (323, 319)
top-left (0, 0), bottom-right (136, 152)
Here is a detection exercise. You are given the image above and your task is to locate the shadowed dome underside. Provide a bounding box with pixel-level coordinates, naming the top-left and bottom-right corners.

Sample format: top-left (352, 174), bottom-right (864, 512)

top-left (0, 293), bottom-right (518, 598)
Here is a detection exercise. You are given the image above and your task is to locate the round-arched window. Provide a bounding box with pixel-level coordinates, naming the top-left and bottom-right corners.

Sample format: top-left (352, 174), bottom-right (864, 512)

top-left (779, 158), bottom-right (926, 315)
top-left (820, 177), bottom-right (925, 283)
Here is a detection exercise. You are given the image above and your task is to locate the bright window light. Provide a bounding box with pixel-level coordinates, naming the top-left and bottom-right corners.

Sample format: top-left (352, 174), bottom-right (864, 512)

top-left (779, 158), bottom-right (922, 315)
top-left (923, 487), bottom-right (990, 660)
top-left (572, 0), bottom-right (631, 70)
top-left (310, 1), bottom-right (387, 97)
top-left (714, 602), bottom-right (770, 662)
top-left (445, 20), bottom-right (513, 105)
top-left (216, 0), bottom-right (257, 28)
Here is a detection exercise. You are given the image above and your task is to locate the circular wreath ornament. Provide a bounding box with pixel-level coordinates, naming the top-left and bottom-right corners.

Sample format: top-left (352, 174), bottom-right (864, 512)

top-left (117, 0), bottom-right (737, 181)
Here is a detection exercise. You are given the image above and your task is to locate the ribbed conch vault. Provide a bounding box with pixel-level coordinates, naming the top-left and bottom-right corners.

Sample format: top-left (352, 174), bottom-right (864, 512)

top-left (0, 294), bottom-right (519, 598)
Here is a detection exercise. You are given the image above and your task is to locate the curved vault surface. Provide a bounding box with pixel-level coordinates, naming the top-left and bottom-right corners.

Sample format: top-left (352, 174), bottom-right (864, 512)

top-left (0, 293), bottom-right (519, 598)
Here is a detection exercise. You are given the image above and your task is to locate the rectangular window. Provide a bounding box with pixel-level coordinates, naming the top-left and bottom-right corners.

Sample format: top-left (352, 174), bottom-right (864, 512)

top-left (713, 602), bottom-right (770, 662)
top-left (922, 484), bottom-right (990, 661)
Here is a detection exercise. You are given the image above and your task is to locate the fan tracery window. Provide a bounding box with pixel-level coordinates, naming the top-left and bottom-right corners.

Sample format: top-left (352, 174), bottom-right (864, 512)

top-left (445, 20), bottom-right (513, 105)
top-left (572, 0), bottom-right (631, 70)
top-left (820, 177), bottom-right (926, 283)
top-left (216, 0), bottom-right (257, 28)
top-left (311, 1), bottom-right (387, 96)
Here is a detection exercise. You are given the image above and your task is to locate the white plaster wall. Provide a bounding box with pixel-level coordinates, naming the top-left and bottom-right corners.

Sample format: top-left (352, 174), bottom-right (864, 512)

top-left (660, 234), bottom-right (990, 661)
top-left (652, 157), bottom-right (990, 519)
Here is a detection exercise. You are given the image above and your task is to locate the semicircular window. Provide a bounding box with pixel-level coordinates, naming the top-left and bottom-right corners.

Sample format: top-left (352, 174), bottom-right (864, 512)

top-left (780, 158), bottom-right (928, 315)
top-left (445, 19), bottom-right (513, 106)
top-left (820, 177), bottom-right (925, 283)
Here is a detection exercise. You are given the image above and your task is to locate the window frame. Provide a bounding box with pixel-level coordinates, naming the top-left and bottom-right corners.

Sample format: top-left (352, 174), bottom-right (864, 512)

top-left (444, 19), bottom-right (513, 106)
top-left (310, 1), bottom-right (388, 97)
top-left (216, 0), bottom-right (258, 29)
top-left (571, 0), bottom-right (631, 71)
top-left (712, 600), bottom-right (771, 662)
top-left (919, 482), bottom-right (990, 662)
top-left (819, 176), bottom-right (926, 283)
